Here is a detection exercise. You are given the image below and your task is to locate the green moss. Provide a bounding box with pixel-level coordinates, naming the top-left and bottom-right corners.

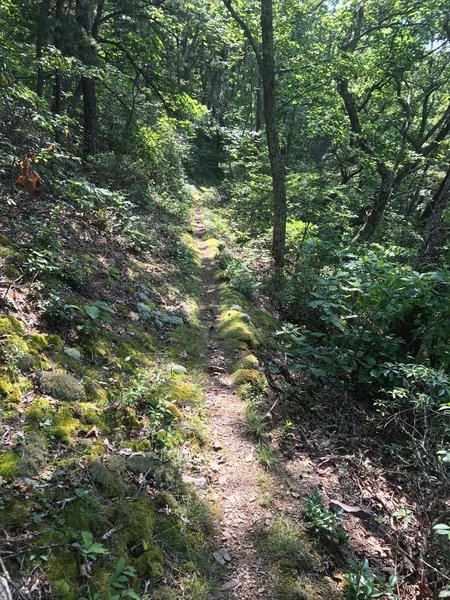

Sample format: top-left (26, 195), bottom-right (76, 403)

top-left (273, 559), bottom-right (309, 600)
top-left (117, 405), bottom-right (141, 429)
top-left (25, 397), bottom-right (54, 423)
top-left (151, 587), bottom-right (178, 600)
top-left (19, 431), bottom-right (48, 477)
top-left (84, 380), bottom-right (108, 403)
top-left (0, 451), bottom-right (20, 481)
top-left (27, 333), bottom-right (49, 351)
top-left (235, 353), bottom-right (259, 370)
top-left (204, 237), bottom-right (220, 260)
top-left (0, 246), bottom-right (13, 258)
top-left (47, 548), bottom-right (78, 600)
top-left (3, 265), bottom-right (20, 279)
top-left (232, 368), bottom-right (267, 391)
top-left (169, 324), bottom-right (206, 366)
top-left (87, 460), bottom-right (125, 497)
top-left (40, 372), bottom-right (86, 402)
top-left (62, 495), bottom-right (108, 533)
top-left (260, 518), bottom-right (317, 571)
top-left (160, 377), bottom-right (202, 405)
top-left (0, 498), bottom-right (30, 527)
top-left (0, 375), bottom-right (22, 403)
top-left (0, 234), bottom-right (11, 245)
top-left (51, 405), bottom-right (83, 443)
top-left (113, 497), bottom-right (165, 578)
top-left (296, 578), bottom-right (343, 600)
top-left (47, 334), bottom-right (64, 351)
top-left (75, 402), bottom-right (107, 428)
top-left (218, 306), bottom-right (259, 350)
top-left (0, 315), bottom-right (25, 336)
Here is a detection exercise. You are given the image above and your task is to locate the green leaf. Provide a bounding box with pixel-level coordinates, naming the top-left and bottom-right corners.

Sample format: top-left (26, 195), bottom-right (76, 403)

top-left (84, 304), bottom-right (100, 319)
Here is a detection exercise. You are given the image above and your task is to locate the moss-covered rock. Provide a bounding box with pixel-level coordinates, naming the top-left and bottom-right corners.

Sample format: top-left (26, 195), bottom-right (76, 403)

top-left (0, 246), bottom-right (14, 259)
top-left (169, 325), bottom-right (206, 366)
top-left (51, 405), bottom-right (83, 443)
top-left (235, 353), bottom-right (259, 370)
top-left (160, 377), bottom-right (202, 406)
top-left (47, 548), bottom-right (78, 600)
top-left (232, 368), bottom-right (267, 391)
top-left (151, 587), bottom-right (179, 600)
top-left (87, 460), bottom-right (125, 497)
top-left (40, 372), bottom-right (86, 402)
top-left (0, 375), bottom-right (22, 403)
top-left (27, 333), bottom-right (49, 351)
top-left (218, 305), bottom-right (259, 350)
top-left (18, 431), bottom-right (48, 477)
top-left (75, 402), bottom-right (106, 428)
top-left (0, 450), bottom-right (20, 480)
top-left (0, 315), bottom-right (25, 336)
top-left (25, 397), bottom-right (54, 423)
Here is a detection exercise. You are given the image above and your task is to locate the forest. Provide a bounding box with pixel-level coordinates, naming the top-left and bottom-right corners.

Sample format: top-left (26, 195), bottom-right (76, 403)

top-left (0, 0), bottom-right (449, 598)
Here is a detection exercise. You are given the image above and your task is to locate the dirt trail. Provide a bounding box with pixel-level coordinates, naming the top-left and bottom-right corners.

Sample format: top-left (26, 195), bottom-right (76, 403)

top-left (193, 208), bottom-right (274, 598)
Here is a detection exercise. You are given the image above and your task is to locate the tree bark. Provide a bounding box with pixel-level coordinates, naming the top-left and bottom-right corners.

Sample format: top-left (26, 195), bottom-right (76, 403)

top-left (222, 0), bottom-right (287, 267)
top-left (352, 164), bottom-right (395, 242)
top-left (415, 164), bottom-right (450, 268)
top-left (52, 0), bottom-right (64, 141)
top-left (260, 0), bottom-right (286, 266)
top-left (76, 0), bottom-right (99, 157)
top-left (36, 0), bottom-right (51, 96)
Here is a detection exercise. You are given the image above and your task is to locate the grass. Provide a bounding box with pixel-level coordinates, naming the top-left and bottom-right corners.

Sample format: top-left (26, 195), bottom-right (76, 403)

top-left (245, 404), bottom-right (266, 439)
top-left (257, 444), bottom-right (278, 470)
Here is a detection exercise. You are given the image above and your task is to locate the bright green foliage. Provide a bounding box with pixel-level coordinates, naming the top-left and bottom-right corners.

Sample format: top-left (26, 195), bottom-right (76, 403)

top-left (304, 493), bottom-right (347, 544)
top-left (344, 559), bottom-right (398, 600)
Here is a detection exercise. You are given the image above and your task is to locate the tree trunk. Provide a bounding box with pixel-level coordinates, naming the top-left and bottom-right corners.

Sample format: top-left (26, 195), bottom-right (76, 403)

top-left (76, 0), bottom-right (98, 158)
top-left (221, 0), bottom-right (287, 268)
top-left (415, 164), bottom-right (450, 268)
top-left (52, 0), bottom-right (64, 143)
top-left (260, 0), bottom-right (287, 267)
top-left (353, 164), bottom-right (395, 242)
top-left (36, 0), bottom-right (51, 96)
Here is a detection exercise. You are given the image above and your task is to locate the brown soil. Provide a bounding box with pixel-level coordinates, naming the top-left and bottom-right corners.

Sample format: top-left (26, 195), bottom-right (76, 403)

top-left (192, 208), bottom-right (274, 598)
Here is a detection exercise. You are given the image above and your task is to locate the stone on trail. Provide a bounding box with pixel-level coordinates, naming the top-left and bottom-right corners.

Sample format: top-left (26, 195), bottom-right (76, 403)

top-left (220, 579), bottom-right (239, 591)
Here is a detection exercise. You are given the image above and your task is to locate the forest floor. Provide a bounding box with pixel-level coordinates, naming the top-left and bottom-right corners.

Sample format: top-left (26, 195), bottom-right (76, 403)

top-left (0, 181), bottom-right (444, 600)
top-left (188, 189), bottom-right (440, 600)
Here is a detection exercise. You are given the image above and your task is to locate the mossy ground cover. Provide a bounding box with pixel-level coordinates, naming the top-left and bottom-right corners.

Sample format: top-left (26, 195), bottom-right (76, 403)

top-left (0, 186), bottom-right (217, 598)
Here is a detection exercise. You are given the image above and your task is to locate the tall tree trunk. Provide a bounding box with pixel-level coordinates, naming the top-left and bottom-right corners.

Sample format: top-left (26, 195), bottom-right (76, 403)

top-left (415, 164), bottom-right (450, 268)
top-left (353, 164), bottom-right (395, 242)
top-left (52, 0), bottom-right (64, 143)
top-left (76, 0), bottom-right (98, 158)
top-left (221, 0), bottom-right (287, 267)
top-left (261, 0), bottom-right (287, 267)
top-left (36, 0), bottom-right (51, 96)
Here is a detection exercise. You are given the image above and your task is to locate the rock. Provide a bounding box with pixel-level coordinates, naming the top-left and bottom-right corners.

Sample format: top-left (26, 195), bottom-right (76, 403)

top-left (137, 303), bottom-right (185, 327)
top-left (329, 499), bottom-right (372, 520)
top-left (220, 579), bottom-right (239, 591)
top-left (64, 347), bottom-right (81, 361)
top-left (213, 548), bottom-right (231, 565)
top-left (182, 475), bottom-right (207, 488)
top-left (39, 372), bottom-right (86, 402)
top-left (213, 442), bottom-right (223, 451)
top-left (207, 365), bottom-right (225, 374)
top-left (166, 363), bottom-right (188, 374)
top-left (126, 454), bottom-right (158, 474)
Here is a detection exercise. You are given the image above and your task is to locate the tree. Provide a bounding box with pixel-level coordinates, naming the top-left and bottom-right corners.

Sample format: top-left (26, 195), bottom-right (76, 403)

top-left (222, 0), bottom-right (287, 267)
